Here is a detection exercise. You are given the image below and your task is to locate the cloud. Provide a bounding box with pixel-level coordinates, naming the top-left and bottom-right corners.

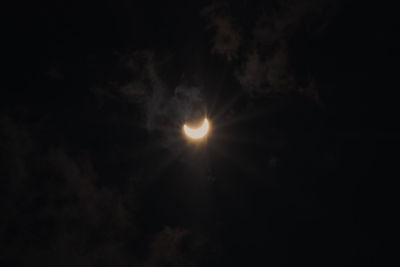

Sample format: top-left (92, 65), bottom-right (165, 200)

top-left (0, 116), bottom-right (135, 266)
top-left (129, 52), bottom-right (206, 136)
top-left (143, 226), bottom-right (213, 267)
top-left (201, 0), bottom-right (341, 102)
top-left (144, 82), bottom-right (206, 150)
top-left (201, 2), bottom-right (241, 61)
top-left (90, 50), bottom-right (208, 154)
top-left (91, 50), bottom-right (206, 132)
top-left (236, 43), bottom-right (294, 96)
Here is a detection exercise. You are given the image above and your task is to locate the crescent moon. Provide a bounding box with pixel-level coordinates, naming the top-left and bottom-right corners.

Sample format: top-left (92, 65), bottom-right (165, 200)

top-left (183, 118), bottom-right (210, 140)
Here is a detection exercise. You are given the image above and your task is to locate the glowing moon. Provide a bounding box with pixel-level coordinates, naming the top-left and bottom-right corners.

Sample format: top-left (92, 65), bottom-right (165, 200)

top-left (183, 118), bottom-right (210, 140)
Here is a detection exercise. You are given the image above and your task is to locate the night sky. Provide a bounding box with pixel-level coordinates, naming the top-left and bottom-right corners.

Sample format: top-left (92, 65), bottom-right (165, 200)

top-left (1, 1), bottom-right (398, 266)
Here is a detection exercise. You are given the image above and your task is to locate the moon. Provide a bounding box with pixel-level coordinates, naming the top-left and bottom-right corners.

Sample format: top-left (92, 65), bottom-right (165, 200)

top-left (183, 118), bottom-right (210, 140)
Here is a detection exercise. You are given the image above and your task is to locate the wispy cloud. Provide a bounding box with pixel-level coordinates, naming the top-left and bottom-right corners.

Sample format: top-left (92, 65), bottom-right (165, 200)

top-left (201, 1), bottom-right (241, 61)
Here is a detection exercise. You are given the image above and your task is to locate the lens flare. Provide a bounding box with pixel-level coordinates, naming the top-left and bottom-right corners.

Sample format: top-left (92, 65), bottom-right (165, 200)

top-left (183, 118), bottom-right (210, 140)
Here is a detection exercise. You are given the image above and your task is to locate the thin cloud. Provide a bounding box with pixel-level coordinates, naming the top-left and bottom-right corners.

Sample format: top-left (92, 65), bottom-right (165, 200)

top-left (201, 2), bottom-right (241, 61)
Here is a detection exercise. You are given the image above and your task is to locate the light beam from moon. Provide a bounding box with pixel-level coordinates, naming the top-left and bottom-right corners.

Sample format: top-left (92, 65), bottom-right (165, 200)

top-left (183, 118), bottom-right (210, 140)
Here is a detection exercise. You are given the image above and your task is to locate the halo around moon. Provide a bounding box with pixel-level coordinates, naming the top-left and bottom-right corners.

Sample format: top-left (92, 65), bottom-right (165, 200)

top-left (183, 118), bottom-right (210, 140)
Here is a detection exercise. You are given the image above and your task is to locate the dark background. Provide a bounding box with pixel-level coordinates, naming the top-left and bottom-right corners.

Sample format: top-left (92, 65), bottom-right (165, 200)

top-left (1, 1), bottom-right (398, 266)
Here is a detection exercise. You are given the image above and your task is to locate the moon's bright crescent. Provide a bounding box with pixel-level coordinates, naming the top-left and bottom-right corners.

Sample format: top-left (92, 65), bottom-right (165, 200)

top-left (183, 118), bottom-right (210, 140)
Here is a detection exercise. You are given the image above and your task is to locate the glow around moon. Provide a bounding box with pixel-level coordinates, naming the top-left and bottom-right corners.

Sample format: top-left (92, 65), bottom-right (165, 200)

top-left (183, 118), bottom-right (210, 140)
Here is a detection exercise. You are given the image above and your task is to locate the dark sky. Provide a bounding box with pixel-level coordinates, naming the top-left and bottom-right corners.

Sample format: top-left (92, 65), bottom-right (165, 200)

top-left (1, 1), bottom-right (398, 266)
